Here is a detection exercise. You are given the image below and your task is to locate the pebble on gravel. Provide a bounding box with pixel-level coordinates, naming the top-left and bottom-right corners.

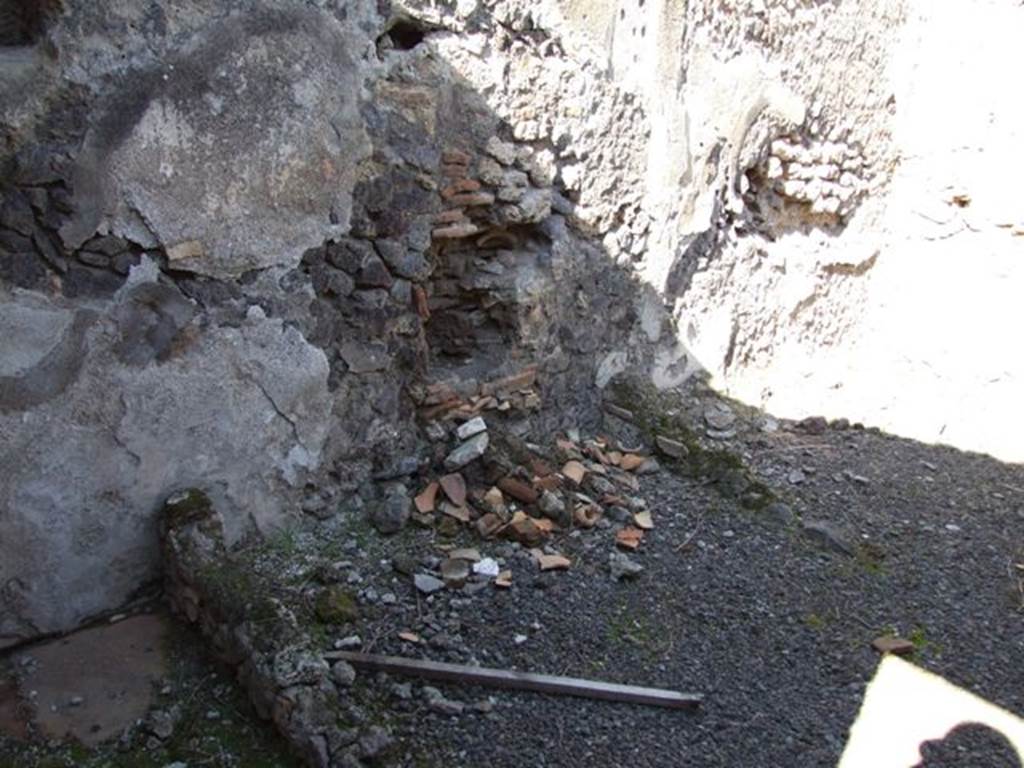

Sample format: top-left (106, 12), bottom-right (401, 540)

top-left (441, 558), bottom-right (470, 588)
top-left (609, 551), bottom-right (644, 581)
top-left (619, 453), bottom-right (647, 472)
top-left (331, 661), bottom-right (357, 687)
top-left (473, 558), bottom-right (501, 577)
top-left (423, 687), bottom-right (466, 716)
top-left (655, 435), bottom-right (688, 458)
top-left (800, 519), bottom-right (855, 556)
top-left (414, 573), bottom-right (445, 594)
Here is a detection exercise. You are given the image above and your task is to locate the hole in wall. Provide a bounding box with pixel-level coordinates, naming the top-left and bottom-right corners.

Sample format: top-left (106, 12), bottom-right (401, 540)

top-left (380, 18), bottom-right (427, 52)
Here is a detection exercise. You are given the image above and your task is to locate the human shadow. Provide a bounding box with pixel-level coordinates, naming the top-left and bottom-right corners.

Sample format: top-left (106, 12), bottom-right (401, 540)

top-left (914, 723), bottom-right (1022, 768)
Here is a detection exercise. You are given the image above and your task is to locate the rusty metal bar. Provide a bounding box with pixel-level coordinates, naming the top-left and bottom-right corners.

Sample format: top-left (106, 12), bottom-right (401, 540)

top-left (324, 650), bottom-right (702, 711)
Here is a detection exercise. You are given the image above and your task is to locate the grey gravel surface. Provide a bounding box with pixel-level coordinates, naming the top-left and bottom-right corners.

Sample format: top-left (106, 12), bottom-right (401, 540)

top-left (4, 422), bottom-right (1019, 768)
top-left (351, 424), bottom-right (1024, 767)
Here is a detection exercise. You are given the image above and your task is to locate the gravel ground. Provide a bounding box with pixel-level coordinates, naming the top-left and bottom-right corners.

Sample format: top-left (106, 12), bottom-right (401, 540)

top-left (2, 414), bottom-right (1021, 768)
top-left (349, 422), bottom-right (1024, 767)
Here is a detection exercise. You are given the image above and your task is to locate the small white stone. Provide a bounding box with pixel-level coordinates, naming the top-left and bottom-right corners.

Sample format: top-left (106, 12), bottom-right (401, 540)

top-left (473, 558), bottom-right (501, 578)
top-left (819, 163), bottom-right (840, 181)
top-left (456, 417), bottom-right (487, 440)
top-left (782, 179), bottom-right (806, 197)
top-left (772, 140), bottom-right (797, 161)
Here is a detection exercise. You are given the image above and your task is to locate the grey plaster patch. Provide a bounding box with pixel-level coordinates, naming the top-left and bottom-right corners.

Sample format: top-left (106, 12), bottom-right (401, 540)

top-left (0, 297), bottom-right (73, 377)
top-left (0, 292), bottom-right (96, 412)
top-left (0, 287), bottom-right (330, 644)
top-left (60, 3), bottom-right (372, 278)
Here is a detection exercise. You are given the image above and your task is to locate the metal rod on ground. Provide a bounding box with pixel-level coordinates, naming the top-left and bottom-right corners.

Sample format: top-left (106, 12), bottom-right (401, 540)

top-left (324, 650), bottom-right (702, 711)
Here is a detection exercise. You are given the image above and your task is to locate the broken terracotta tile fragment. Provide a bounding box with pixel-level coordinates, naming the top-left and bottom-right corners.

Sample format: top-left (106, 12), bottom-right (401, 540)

top-left (476, 513), bottom-right (504, 538)
top-left (507, 512), bottom-right (543, 547)
top-left (414, 482), bottom-right (440, 514)
top-left (533, 518), bottom-right (557, 534)
top-left (616, 527), bottom-right (644, 550)
top-left (619, 454), bottom-right (647, 472)
top-left (440, 472), bottom-right (467, 507)
top-left (561, 460), bottom-right (586, 485)
top-left (449, 548), bottom-right (481, 562)
top-left (574, 504), bottom-right (602, 528)
top-left (535, 475), bottom-right (562, 492)
top-left (537, 553), bottom-right (571, 571)
top-left (498, 476), bottom-right (538, 504)
top-left (440, 503), bottom-right (471, 523)
top-left (482, 486), bottom-right (506, 512)
top-left (442, 149), bottom-right (472, 165)
top-left (633, 510), bottom-right (654, 530)
top-left (556, 438), bottom-right (579, 456)
top-left (871, 636), bottom-right (915, 656)
top-left (530, 458), bottom-right (554, 477)
top-left (480, 367), bottom-right (537, 396)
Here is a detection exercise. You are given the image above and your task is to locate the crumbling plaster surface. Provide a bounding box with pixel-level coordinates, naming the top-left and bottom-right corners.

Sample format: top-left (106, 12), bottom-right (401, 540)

top-left (13, 1), bottom-right (373, 278)
top-left (0, 261), bottom-right (331, 647)
top-left (0, 0), bottom-right (376, 645)
top-left (473, 0), bottom-right (1024, 462)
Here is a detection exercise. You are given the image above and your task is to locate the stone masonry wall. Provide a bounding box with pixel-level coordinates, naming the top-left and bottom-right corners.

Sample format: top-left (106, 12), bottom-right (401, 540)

top-left (4, 0), bottom-right (1021, 647)
top-left (0, 0), bottom-right (668, 646)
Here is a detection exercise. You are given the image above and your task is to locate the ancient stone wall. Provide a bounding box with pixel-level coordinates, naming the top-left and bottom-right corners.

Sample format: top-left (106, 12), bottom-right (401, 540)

top-left (497, 0), bottom-right (1024, 461)
top-left (3, 0), bottom-right (1022, 646)
top-left (0, 0), bottom-right (667, 646)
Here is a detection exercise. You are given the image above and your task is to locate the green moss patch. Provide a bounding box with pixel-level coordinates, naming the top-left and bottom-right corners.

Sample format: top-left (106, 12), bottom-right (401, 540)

top-left (606, 376), bottom-right (776, 510)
